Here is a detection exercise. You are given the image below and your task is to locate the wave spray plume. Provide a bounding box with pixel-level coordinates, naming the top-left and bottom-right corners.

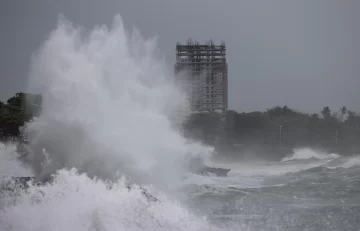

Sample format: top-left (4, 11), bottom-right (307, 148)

top-left (0, 13), bottom-right (224, 231)
top-left (22, 14), bottom-right (213, 191)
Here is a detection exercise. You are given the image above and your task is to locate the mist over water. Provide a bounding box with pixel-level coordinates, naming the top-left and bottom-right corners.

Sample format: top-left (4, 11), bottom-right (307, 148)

top-left (0, 143), bottom-right (32, 177)
top-left (2, 14), bottom-right (360, 231)
top-left (1, 168), bottom-right (220, 231)
top-left (22, 15), bottom-right (213, 189)
top-left (281, 148), bottom-right (340, 162)
top-left (0, 14), bottom-right (224, 231)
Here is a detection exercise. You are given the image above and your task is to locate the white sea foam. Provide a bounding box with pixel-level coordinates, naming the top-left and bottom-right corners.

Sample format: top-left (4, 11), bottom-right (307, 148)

top-left (21, 14), bottom-right (213, 191)
top-left (281, 148), bottom-right (339, 162)
top-left (0, 143), bottom-right (32, 177)
top-left (340, 155), bottom-right (360, 169)
top-left (0, 169), bottom-right (221, 231)
top-left (0, 14), bottom-right (221, 231)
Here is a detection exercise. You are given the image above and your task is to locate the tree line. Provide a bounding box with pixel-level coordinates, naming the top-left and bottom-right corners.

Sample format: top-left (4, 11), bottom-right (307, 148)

top-left (0, 92), bottom-right (42, 140)
top-left (1, 92), bottom-right (359, 155)
top-left (183, 106), bottom-right (360, 156)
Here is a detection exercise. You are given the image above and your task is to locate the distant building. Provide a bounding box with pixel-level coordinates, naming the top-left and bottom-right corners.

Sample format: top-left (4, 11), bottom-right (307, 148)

top-left (174, 39), bottom-right (228, 113)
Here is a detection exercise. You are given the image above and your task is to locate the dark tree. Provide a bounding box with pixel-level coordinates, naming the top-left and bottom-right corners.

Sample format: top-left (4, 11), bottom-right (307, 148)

top-left (321, 106), bottom-right (331, 119)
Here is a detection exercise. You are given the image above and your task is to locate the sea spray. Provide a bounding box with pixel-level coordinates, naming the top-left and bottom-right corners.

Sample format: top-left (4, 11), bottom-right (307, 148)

top-left (281, 147), bottom-right (340, 162)
top-left (21, 14), bottom-right (213, 191)
top-left (0, 13), bottom-right (222, 231)
top-left (0, 169), bottom-right (221, 231)
top-left (0, 143), bottom-right (32, 177)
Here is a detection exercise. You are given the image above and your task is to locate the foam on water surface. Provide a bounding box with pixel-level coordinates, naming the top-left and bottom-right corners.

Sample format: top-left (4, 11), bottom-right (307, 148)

top-left (281, 148), bottom-right (340, 162)
top-left (0, 169), bottom-right (221, 231)
top-left (22, 14), bottom-right (213, 190)
top-left (0, 14), bottom-right (220, 231)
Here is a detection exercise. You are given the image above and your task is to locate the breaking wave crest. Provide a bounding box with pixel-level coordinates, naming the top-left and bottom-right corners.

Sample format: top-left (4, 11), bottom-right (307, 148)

top-left (0, 169), bottom-right (219, 231)
top-left (281, 148), bottom-right (360, 171)
top-left (281, 148), bottom-right (340, 162)
top-left (338, 155), bottom-right (360, 169)
top-left (21, 14), bottom-right (213, 190)
top-left (0, 143), bottom-right (32, 177)
top-left (0, 14), bottom-right (222, 231)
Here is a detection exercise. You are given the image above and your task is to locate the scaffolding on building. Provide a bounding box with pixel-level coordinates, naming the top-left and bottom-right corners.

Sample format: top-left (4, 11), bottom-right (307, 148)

top-left (174, 39), bottom-right (228, 114)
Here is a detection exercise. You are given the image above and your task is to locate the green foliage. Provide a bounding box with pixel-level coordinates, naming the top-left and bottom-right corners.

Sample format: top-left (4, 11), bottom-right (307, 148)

top-left (183, 106), bottom-right (360, 154)
top-left (340, 106), bottom-right (347, 115)
top-left (183, 112), bottom-right (223, 145)
top-left (1, 91), bottom-right (359, 155)
top-left (321, 106), bottom-right (331, 119)
top-left (0, 92), bottom-right (42, 139)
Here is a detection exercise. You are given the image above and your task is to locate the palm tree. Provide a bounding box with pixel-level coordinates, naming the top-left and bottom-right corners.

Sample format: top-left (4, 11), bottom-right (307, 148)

top-left (282, 105), bottom-right (289, 116)
top-left (340, 106), bottom-right (347, 122)
top-left (321, 106), bottom-right (331, 119)
top-left (340, 106), bottom-right (347, 115)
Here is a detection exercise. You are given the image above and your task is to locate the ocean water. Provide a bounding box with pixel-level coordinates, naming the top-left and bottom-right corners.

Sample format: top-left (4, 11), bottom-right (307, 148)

top-left (184, 148), bottom-right (360, 230)
top-left (1, 14), bottom-right (360, 231)
top-left (2, 144), bottom-right (360, 231)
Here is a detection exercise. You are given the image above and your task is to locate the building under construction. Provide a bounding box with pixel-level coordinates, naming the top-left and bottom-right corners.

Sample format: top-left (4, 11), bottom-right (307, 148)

top-left (175, 39), bottom-right (228, 113)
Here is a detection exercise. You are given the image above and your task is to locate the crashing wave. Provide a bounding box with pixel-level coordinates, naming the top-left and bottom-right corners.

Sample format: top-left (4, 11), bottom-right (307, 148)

top-left (0, 174), bottom-right (159, 203)
top-left (187, 156), bottom-right (230, 177)
top-left (339, 155), bottom-right (360, 169)
top-left (0, 169), bottom-right (220, 231)
top-left (281, 148), bottom-right (340, 162)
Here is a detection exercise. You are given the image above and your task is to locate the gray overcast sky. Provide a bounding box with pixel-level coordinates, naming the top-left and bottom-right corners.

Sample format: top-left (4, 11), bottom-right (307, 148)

top-left (1, 0), bottom-right (359, 113)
